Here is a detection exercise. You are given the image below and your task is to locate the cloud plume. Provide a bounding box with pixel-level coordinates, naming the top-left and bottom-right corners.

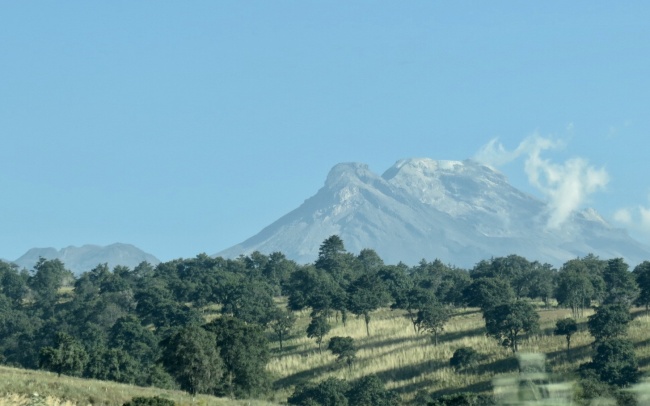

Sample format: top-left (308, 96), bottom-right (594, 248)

top-left (614, 200), bottom-right (650, 239)
top-left (475, 135), bottom-right (609, 228)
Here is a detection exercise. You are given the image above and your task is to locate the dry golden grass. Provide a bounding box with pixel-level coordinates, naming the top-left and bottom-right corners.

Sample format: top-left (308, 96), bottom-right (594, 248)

top-left (0, 365), bottom-right (277, 406)
top-left (266, 304), bottom-right (650, 402)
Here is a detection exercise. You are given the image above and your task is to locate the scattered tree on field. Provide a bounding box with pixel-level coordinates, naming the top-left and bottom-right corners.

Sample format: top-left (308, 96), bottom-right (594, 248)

top-left (554, 318), bottom-right (578, 353)
top-left (587, 303), bottom-right (631, 341)
top-left (555, 260), bottom-right (595, 318)
top-left (307, 314), bottom-right (331, 353)
top-left (269, 307), bottom-right (296, 352)
top-left (328, 336), bottom-right (356, 370)
top-left (347, 273), bottom-right (388, 336)
top-left (484, 301), bottom-right (539, 353)
top-left (415, 301), bottom-right (453, 345)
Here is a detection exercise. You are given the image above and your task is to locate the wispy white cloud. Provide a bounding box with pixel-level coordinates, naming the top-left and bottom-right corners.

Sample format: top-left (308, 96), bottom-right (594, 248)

top-left (473, 135), bottom-right (562, 168)
top-left (614, 208), bottom-right (632, 224)
top-left (474, 134), bottom-right (609, 228)
top-left (615, 200), bottom-right (650, 239)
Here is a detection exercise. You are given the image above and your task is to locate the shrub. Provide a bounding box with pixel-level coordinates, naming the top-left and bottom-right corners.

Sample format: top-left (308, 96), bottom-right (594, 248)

top-left (450, 347), bottom-right (480, 371)
top-left (123, 396), bottom-right (175, 406)
top-left (428, 392), bottom-right (495, 406)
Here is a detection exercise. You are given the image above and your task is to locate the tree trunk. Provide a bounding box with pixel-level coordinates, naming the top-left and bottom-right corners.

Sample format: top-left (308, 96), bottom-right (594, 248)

top-left (408, 310), bottom-right (418, 333)
top-left (364, 313), bottom-right (370, 337)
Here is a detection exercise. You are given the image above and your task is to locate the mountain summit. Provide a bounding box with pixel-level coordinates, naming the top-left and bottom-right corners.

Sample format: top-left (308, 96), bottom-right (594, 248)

top-left (218, 158), bottom-right (650, 268)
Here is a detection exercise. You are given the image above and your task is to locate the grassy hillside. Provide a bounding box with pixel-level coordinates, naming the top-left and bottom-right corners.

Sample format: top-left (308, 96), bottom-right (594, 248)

top-left (265, 304), bottom-right (650, 403)
top-left (4, 305), bottom-right (650, 405)
top-left (0, 365), bottom-right (277, 406)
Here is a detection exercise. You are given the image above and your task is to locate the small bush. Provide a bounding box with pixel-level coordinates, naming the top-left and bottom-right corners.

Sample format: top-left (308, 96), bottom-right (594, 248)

top-left (450, 347), bottom-right (480, 371)
top-left (123, 396), bottom-right (176, 406)
top-left (428, 392), bottom-right (495, 406)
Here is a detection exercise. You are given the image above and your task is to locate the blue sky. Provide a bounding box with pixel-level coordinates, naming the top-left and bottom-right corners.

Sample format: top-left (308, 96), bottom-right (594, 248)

top-left (2, 2), bottom-right (650, 261)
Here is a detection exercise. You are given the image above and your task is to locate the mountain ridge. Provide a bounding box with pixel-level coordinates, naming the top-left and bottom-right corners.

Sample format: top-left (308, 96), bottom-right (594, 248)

top-left (12, 243), bottom-right (160, 274)
top-left (217, 158), bottom-right (650, 268)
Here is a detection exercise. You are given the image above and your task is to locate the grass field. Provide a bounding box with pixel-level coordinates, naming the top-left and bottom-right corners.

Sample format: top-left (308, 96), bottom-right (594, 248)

top-left (0, 364), bottom-right (279, 406)
top-left (2, 304), bottom-right (650, 405)
top-left (265, 305), bottom-right (650, 403)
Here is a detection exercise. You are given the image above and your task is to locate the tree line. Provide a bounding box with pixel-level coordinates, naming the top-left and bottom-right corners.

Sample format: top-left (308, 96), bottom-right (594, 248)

top-left (0, 235), bottom-right (649, 404)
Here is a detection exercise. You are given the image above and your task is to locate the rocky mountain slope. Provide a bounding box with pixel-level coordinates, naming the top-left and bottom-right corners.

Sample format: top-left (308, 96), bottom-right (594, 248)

top-left (13, 243), bottom-right (160, 274)
top-left (218, 158), bottom-right (650, 268)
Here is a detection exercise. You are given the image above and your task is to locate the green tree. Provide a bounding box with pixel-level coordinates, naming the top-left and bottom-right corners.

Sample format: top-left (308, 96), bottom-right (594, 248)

top-left (315, 235), bottom-right (359, 285)
top-left (0, 261), bottom-right (29, 305)
top-left (580, 337), bottom-right (640, 387)
top-left (288, 377), bottom-right (349, 406)
top-left (378, 264), bottom-right (413, 310)
top-left (346, 375), bottom-right (399, 406)
top-left (471, 255), bottom-right (536, 299)
top-left (263, 251), bottom-right (296, 296)
top-left (527, 263), bottom-right (556, 306)
top-left (587, 303), bottom-right (630, 341)
top-left (633, 261), bottom-right (650, 314)
top-left (204, 316), bottom-right (270, 398)
top-left (307, 314), bottom-right (331, 353)
top-left (357, 249), bottom-right (384, 274)
top-left (161, 325), bottom-right (223, 395)
top-left (109, 315), bottom-right (160, 368)
top-left (484, 301), bottom-right (539, 353)
top-left (135, 284), bottom-right (200, 329)
top-left (29, 258), bottom-right (69, 315)
top-left (86, 347), bottom-right (142, 384)
top-left (602, 258), bottom-right (638, 306)
top-left (39, 332), bottom-right (89, 377)
top-left (581, 254), bottom-right (608, 302)
top-left (347, 273), bottom-right (388, 336)
top-left (269, 307), bottom-right (296, 352)
top-left (220, 279), bottom-right (276, 326)
top-left (463, 277), bottom-right (515, 311)
top-left (554, 317), bottom-right (578, 352)
top-left (328, 336), bottom-right (356, 370)
top-left (555, 260), bottom-right (595, 318)
top-left (415, 301), bottom-right (453, 346)
top-left (287, 266), bottom-right (345, 318)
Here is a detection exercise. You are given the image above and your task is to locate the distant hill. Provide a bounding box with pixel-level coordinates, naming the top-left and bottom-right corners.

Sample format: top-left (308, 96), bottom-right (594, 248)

top-left (12, 243), bottom-right (160, 274)
top-left (218, 158), bottom-right (650, 268)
